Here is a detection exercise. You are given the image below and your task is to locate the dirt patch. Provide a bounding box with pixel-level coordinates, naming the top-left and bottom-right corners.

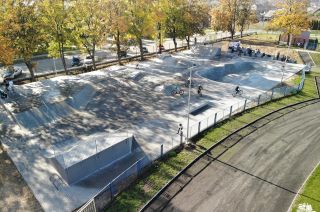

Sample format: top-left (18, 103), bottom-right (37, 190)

top-left (0, 145), bottom-right (43, 212)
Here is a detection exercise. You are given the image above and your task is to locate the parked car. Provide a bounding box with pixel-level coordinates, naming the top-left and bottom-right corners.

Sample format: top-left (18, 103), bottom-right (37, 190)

top-left (72, 56), bottom-right (82, 67)
top-left (2, 67), bottom-right (23, 80)
top-left (84, 55), bottom-right (99, 64)
top-left (119, 50), bottom-right (127, 58)
top-left (142, 47), bottom-right (149, 54)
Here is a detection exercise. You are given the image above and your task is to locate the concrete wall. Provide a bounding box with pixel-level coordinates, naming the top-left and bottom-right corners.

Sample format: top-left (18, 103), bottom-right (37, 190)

top-left (50, 137), bottom-right (133, 185)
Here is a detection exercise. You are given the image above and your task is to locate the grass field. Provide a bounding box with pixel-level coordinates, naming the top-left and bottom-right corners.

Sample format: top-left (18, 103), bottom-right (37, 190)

top-left (310, 53), bottom-right (320, 65)
top-left (292, 163), bottom-right (320, 212)
top-left (105, 65), bottom-right (320, 212)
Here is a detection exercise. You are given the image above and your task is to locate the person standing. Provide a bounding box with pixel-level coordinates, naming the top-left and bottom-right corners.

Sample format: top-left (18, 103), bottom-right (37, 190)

top-left (177, 123), bottom-right (183, 135)
top-left (197, 85), bottom-right (203, 96)
top-left (8, 80), bottom-right (14, 92)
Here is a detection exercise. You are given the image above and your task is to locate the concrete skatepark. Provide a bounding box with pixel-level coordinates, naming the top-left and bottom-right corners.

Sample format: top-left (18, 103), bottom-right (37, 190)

top-left (0, 45), bottom-right (305, 211)
top-left (160, 102), bottom-right (320, 212)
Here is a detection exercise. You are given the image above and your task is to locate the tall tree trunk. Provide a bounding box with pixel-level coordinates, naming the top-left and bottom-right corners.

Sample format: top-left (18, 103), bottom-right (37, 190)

top-left (158, 23), bottom-right (162, 54)
top-left (138, 38), bottom-right (144, 61)
top-left (240, 25), bottom-right (244, 38)
top-left (287, 34), bottom-right (290, 46)
top-left (116, 30), bottom-right (122, 65)
top-left (173, 28), bottom-right (177, 52)
top-left (92, 44), bottom-right (96, 70)
top-left (186, 36), bottom-right (190, 49)
top-left (25, 60), bottom-right (35, 81)
top-left (59, 42), bottom-right (68, 75)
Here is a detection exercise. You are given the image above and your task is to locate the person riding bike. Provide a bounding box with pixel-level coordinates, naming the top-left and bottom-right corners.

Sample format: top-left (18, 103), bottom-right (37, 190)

top-left (235, 86), bottom-right (241, 94)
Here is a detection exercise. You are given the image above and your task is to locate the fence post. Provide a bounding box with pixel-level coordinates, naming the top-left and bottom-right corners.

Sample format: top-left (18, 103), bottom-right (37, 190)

top-left (271, 89), bottom-right (274, 100)
top-left (229, 106), bottom-right (233, 118)
top-left (198, 121), bottom-right (201, 134)
top-left (243, 99), bottom-right (247, 111)
top-left (160, 144), bottom-right (163, 158)
top-left (257, 95), bottom-right (261, 105)
top-left (283, 87), bottom-right (287, 97)
top-left (214, 113), bottom-right (217, 125)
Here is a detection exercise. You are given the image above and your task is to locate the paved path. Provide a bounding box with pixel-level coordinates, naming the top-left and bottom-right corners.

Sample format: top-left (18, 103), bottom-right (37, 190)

top-left (161, 102), bottom-right (320, 212)
top-left (0, 31), bottom-right (251, 79)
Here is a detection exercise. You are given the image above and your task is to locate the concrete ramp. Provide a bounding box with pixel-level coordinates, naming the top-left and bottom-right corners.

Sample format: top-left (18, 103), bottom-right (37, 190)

top-left (194, 46), bottom-right (222, 59)
top-left (66, 84), bottom-right (96, 110)
top-left (15, 102), bottom-right (74, 129)
top-left (48, 132), bottom-right (134, 184)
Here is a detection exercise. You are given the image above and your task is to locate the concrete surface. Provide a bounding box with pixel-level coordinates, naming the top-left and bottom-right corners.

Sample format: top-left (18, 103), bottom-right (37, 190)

top-left (0, 45), bottom-right (304, 211)
top-left (0, 30), bottom-right (252, 79)
top-left (162, 102), bottom-right (320, 212)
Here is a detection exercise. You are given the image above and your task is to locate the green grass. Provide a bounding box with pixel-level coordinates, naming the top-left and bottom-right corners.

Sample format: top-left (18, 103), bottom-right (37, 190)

top-left (243, 33), bottom-right (280, 42)
top-left (105, 67), bottom-right (320, 212)
top-left (310, 53), bottom-right (320, 65)
top-left (292, 164), bottom-right (320, 212)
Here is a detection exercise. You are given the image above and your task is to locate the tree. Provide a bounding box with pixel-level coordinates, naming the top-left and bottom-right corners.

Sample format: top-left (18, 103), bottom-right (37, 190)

top-left (237, 0), bottom-right (254, 37)
top-left (127, 0), bottom-right (156, 60)
top-left (0, 36), bottom-right (15, 66)
top-left (106, 0), bottom-right (129, 65)
top-left (163, 0), bottom-right (185, 52)
top-left (39, 0), bottom-right (72, 74)
top-left (211, 0), bottom-right (239, 40)
top-left (267, 0), bottom-right (311, 46)
top-left (70, 0), bottom-right (109, 70)
top-left (0, 0), bottom-right (45, 80)
top-left (179, 0), bottom-right (210, 49)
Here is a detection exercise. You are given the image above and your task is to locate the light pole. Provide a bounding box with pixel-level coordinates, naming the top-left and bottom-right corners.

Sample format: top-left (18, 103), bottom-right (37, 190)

top-left (186, 62), bottom-right (197, 143)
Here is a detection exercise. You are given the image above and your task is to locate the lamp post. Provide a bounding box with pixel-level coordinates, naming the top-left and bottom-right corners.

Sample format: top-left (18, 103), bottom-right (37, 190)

top-left (186, 60), bottom-right (197, 143)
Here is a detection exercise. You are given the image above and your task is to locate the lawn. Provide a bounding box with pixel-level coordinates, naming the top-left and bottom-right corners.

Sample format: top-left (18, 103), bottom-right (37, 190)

top-left (292, 163), bottom-right (320, 212)
top-left (105, 67), bottom-right (320, 212)
top-left (310, 53), bottom-right (320, 65)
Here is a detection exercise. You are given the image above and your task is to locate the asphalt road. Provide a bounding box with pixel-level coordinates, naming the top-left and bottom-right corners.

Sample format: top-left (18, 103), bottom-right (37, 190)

top-left (162, 102), bottom-right (320, 212)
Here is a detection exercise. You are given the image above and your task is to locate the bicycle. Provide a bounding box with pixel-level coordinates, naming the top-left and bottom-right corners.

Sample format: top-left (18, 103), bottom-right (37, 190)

top-left (171, 85), bottom-right (184, 96)
top-left (232, 89), bottom-right (243, 97)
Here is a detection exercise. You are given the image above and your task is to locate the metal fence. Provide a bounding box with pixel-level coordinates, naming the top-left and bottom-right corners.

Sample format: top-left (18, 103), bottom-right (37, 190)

top-left (77, 67), bottom-right (307, 212)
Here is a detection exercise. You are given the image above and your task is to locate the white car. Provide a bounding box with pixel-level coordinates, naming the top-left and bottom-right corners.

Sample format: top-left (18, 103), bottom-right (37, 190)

top-left (84, 55), bottom-right (99, 64)
top-left (2, 67), bottom-right (23, 80)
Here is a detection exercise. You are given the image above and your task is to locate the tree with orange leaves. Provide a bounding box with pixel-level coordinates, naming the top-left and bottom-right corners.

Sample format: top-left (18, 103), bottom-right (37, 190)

top-left (267, 0), bottom-right (311, 46)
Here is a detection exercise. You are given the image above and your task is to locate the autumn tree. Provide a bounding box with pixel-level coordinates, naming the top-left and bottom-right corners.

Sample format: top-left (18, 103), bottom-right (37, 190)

top-left (0, 36), bottom-right (15, 66)
top-left (179, 0), bottom-right (210, 49)
top-left (267, 0), bottom-right (311, 46)
top-left (163, 0), bottom-right (185, 52)
top-left (127, 0), bottom-right (156, 60)
top-left (211, 0), bottom-right (239, 40)
top-left (70, 0), bottom-right (109, 70)
top-left (0, 0), bottom-right (45, 80)
top-left (237, 0), bottom-right (254, 37)
top-left (39, 0), bottom-right (72, 74)
top-left (153, 0), bottom-right (167, 53)
top-left (106, 0), bottom-right (129, 65)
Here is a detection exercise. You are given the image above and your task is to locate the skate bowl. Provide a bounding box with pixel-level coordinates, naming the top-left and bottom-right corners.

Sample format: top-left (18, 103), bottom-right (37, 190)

top-left (197, 60), bottom-right (304, 90)
top-left (48, 132), bottom-right (134, 184)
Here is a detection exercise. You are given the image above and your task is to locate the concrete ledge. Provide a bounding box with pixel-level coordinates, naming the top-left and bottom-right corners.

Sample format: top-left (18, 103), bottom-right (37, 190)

top-left (48, 133), bottom-right (133, 184)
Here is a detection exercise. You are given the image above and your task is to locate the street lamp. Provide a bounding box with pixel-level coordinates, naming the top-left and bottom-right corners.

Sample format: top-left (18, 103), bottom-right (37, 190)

top-left (186, 62), bottom-right (197, 143)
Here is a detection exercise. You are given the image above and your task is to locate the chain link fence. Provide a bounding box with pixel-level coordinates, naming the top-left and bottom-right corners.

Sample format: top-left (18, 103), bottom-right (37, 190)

top-left (77, 47), bottom-right (307, 212)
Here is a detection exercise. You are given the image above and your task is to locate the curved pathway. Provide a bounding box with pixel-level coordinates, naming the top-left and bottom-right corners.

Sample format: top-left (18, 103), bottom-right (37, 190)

top-left (144, 100), bottom-right (320, 212)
